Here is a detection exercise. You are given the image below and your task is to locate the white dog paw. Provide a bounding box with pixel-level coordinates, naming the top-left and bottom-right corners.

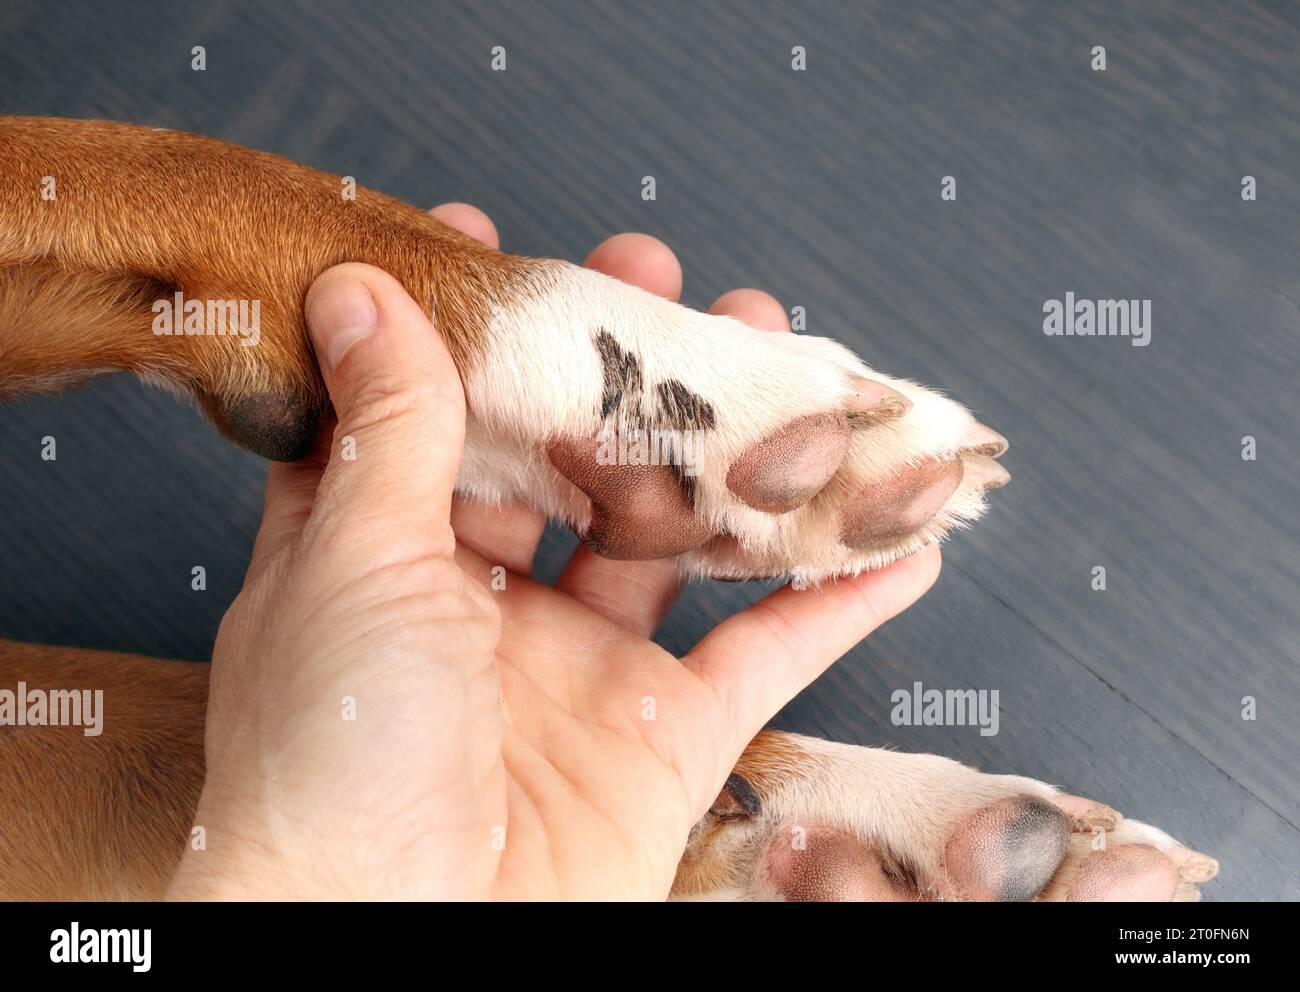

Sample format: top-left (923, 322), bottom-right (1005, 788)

top-left (459, 262), bottom-right (1009, 581)
top-left (673, 732), bottom-right (1218, 902)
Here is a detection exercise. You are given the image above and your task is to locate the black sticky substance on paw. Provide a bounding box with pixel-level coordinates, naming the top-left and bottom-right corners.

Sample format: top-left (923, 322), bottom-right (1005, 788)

top-left (656, 379), bottom-right (716, 430)
top-left (711, 773), bottom-right (762, 819)
top-left (595, 328), bottom-right (643, 418)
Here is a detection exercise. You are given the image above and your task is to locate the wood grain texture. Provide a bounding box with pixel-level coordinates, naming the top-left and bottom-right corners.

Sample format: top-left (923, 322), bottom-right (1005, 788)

top-left (0, 0), bottom-right (1295, 899)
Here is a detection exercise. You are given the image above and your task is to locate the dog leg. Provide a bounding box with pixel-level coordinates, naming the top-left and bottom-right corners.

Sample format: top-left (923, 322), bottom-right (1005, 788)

top-left (1, 115), bottom-right (1007, 580)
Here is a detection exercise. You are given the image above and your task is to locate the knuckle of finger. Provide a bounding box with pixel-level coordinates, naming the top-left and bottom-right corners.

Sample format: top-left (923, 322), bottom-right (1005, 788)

top-left (339, 376), bottom-right (450, 439)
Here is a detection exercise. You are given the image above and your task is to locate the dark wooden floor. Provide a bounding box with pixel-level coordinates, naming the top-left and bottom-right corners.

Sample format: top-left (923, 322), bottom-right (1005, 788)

top-left (1, 0), bottom-right (1295, 900)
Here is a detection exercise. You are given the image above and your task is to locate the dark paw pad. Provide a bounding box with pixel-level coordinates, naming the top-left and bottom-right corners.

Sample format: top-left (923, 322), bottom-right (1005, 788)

top-left (944, 796), bottom-right (1071, 901)
top-left (547, 436), bottom-right (714, 559)
top-left (216, 391), bottom-right (321, 462)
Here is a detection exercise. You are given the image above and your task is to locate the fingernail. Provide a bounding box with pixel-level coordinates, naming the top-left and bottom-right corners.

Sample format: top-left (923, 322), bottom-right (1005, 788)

top-left (308, 276), bottom-right (378, 378)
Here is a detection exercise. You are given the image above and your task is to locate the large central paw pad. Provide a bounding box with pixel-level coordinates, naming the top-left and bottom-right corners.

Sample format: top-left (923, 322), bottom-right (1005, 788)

top-left (546, 438), bottom-right (714, 559)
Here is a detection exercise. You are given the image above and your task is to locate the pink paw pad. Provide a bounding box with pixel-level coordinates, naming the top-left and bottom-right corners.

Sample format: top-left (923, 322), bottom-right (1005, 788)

top-left (1066, 844), bottom-right (1181, 902)
top-left (765, 827), bottom-right (913, 902)
top-left (839, 456), bottom-right (965, 549)
top-left (726, 412), bottom-right (851, 513)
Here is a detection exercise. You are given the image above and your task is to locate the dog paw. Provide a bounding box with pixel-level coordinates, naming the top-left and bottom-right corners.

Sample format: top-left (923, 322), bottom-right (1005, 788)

top-left (458, 262), bottom-right (1008, 581)
top-left (673, 732), bottom-right (1218, 902)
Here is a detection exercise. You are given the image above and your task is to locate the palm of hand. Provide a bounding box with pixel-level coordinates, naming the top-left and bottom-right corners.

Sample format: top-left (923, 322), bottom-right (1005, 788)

top-left (452, 541), bottom-right (731, 900)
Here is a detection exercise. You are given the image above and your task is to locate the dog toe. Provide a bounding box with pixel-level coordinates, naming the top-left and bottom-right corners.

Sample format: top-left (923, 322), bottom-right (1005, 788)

top-left (1065, 844), bottom-right (1182, 902)
top-left (838, 457), bottom-right (965, 549)
top-left (726, 412), bottom-right (850, 513)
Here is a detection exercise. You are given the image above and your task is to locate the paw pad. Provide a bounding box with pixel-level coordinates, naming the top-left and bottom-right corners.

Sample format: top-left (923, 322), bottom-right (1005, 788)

top-left (765, 827), bottom-right (912, 902)
top-left (840, 457), bottom-right (965, 550)
top-left (726, 412), bottom-right (850, 513)
top-left (546, 437), bottom-right (713, 558)
top-left (943, 796), bottom-right (1071, 901)
top-left (1066, 844), bottom-right (1181, 902)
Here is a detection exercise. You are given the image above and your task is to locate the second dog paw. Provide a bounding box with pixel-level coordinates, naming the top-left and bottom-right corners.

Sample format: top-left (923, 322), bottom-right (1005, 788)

top-left (673, 732), bottom-right (1218, 902)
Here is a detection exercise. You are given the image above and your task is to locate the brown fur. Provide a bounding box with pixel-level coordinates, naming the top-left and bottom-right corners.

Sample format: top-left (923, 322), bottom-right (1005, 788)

top-left (0, 116), bottom-right (542, 459)
top-left (671, 731), bottom-right (816, 897)
top-left (0, 640), bottom-right (206, 900)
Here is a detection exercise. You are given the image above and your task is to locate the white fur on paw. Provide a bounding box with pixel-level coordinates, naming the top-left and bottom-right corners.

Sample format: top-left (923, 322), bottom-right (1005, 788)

top-left (671, 733), bottom-right (1218, 902)
top-left (457, 261), bottom-right (1008, 580)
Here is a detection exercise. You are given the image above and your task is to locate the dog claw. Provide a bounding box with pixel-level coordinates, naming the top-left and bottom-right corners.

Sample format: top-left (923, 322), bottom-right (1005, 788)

top-left (1173, 882), bottom-right (1204, 902)
top-left (962, 423), bottom-right (1010, 458)
top-left (964, 454), bottom-right (1011, 492)
top-left (845, 375), bottom-right (911, 421)
top-left (1178, 853), bottom-right (1220, 884)
top-left (1074, 805), bottom-right (1121, 833)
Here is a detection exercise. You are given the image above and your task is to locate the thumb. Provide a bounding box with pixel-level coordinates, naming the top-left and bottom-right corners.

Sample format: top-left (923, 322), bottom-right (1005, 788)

top-left (303, 262), bottom-right (466, 549)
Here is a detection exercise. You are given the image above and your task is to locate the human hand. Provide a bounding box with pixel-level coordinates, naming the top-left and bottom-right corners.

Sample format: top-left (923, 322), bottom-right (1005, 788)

top-left (166, 204), bottom-right (941, 900)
